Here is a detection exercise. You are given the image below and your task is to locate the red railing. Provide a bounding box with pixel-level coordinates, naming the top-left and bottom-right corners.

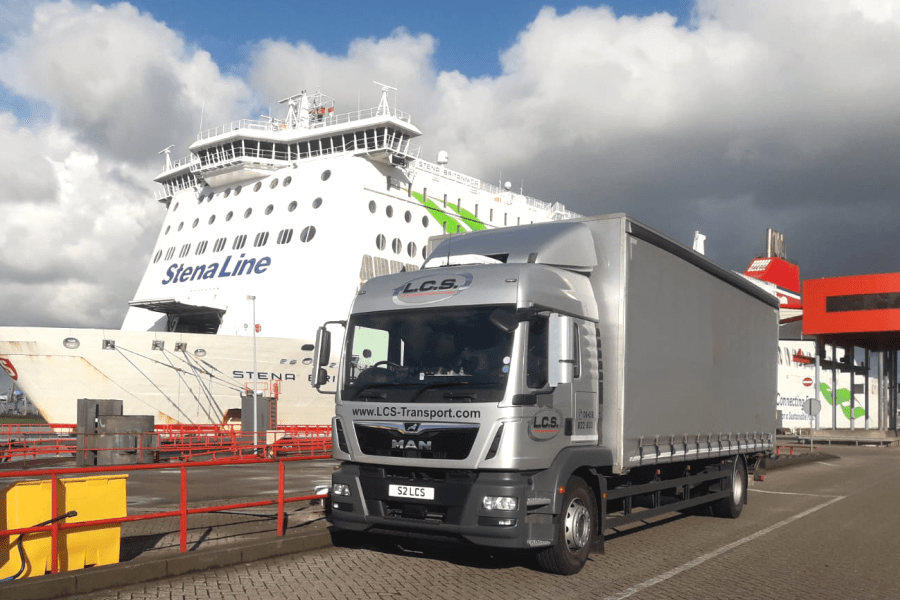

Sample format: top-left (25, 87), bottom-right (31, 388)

top-left (0, 455), bottom-right (330, 577)
top-left (0, 424), bottom-right (332, 464)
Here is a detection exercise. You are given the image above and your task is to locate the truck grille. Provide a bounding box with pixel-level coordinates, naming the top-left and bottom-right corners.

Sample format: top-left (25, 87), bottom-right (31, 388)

top-left (354, 421), bottom-right (479, 460)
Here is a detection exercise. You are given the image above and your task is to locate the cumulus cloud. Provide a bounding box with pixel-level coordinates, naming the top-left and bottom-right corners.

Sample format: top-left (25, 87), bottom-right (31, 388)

top-left (2, 0), bottom-right (900, 337)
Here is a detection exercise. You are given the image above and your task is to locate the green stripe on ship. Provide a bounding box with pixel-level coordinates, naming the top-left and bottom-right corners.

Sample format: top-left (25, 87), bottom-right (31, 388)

top-left (412, 192), bottom-right (486, 232)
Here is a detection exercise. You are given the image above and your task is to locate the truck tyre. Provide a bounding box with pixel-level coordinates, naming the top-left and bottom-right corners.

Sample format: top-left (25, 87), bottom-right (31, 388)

top-left (535, 477), bottom-right (597, 575)
top-left (712, 455), bottom-right (747, 519)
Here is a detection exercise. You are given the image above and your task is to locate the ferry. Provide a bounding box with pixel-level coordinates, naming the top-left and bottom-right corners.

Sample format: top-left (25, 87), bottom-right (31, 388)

top-left (0, 85), bottom-right (579, 426)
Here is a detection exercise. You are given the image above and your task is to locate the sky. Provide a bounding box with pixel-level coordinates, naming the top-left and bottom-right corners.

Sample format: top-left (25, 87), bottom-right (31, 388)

top-left (0, 0), bottom-right (899, 354)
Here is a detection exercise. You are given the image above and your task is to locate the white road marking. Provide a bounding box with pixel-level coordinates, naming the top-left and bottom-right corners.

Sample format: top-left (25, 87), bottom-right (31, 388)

top-left (602, 495), bottom-right (845, 600)
top-left (750, 489), bottom-right (841, 498)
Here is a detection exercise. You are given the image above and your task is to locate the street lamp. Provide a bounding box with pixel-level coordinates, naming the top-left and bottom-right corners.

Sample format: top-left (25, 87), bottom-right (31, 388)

top-left (247, 295), bottom-right (258, 450)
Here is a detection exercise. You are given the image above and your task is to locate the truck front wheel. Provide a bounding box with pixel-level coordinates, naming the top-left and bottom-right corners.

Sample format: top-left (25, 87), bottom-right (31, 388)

top-left (535, 477), bottom-right (597, 575)
top-left (712, 455), bottom-right (747, 519)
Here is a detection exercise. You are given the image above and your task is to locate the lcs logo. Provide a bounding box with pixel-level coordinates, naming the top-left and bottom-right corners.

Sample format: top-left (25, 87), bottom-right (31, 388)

top-left (393, 273), bottom-right (472, 305)
top-left (529, 409), bottom-right (562, 441)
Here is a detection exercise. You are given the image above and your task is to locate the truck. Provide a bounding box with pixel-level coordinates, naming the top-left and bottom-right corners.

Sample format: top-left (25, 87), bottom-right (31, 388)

top-left (311, 213), bottom-right (778, 574)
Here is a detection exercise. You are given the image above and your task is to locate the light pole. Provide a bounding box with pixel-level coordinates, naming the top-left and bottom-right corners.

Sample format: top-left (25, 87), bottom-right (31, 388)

top-left (247, 295), bottom-right (258, 450)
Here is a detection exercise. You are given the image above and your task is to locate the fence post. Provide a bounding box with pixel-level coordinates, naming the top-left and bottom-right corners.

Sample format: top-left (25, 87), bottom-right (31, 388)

top-left (180, 466), bottom-right (188, 552)
top-left (277, 461), bottom-right (285, 536)
top-left (50, 471), bottom-right (59, 573)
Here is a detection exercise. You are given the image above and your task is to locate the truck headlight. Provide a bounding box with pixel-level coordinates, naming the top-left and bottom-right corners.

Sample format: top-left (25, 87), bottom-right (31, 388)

top-left (483, 496), bottom-right (518, 511)
top-left (333, 483), bottom-right (351, 497)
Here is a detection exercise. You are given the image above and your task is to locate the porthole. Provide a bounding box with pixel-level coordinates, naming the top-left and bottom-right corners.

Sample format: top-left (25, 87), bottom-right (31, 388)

top-left (321, 170), bottom-right (331, 181)
top-left (244, 208), bottom-right (252, 218)
top-left (265, 204), bottom-right (274, 215)
top-left (165, 225), bottom-right (171, 234)
top-left (63, 337), bottom-right (80, 350)
top-left (235, 185), bottom-right (242, 196)
top-left (254, 182), bottom-right (262, 192)
top-left (404, 211), bottom-right (411, 223)
top-left (407, 242), bottom-right (417, 258)
top-left (312, 197), bottom-right (322, 209)
top-left (224, 188), bottom-right (232, 198)
top-left (270, 178), bottom-right (279, 189)
top-left (192, 218), bottom-right (199, 228)
top-left (386, 206), bottom-right (393, 218)
top-left (178, 222), bottom-right (184, 231)
top-left (153, 250), bottom-right (162, 263)
top-left (208, 215), bottom-right (216, 225)
top-left (376, 234), bottom-right (386, 251)
top-left (302, 357), bottom-right (313, 365)
top-left (368, 201), bottom-right (376, 213)
top-left (173, 202), bottom-right (179, 212)
top-left (422, 247), bottom-right (428, 260)
top-left (198, 195), bottom-right (205, 204)
top-left (284, 176), bottom-right (292, 187)
top-left (300, 226), bottom-right (316, 243)
top-left (288, 201), bottom-right (298, 212)
top-left (194, 349), bottom-right (207, 357)
top-left (226, 211), bottom-right (233, 221)
top-left (392, 238), bottom-right (402, 254)
top-left (422, 216), bottom-right (429, 228)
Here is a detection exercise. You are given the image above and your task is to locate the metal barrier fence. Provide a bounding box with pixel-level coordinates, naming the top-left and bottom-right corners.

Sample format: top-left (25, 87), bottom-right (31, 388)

top-left (0, 424), bottom-right (332, 464)
top-left (0, 455), bottom-right (331, 577)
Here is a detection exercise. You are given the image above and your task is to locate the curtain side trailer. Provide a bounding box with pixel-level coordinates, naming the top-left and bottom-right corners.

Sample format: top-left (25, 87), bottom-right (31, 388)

top-left (312, 213), bottom-right (779, 574)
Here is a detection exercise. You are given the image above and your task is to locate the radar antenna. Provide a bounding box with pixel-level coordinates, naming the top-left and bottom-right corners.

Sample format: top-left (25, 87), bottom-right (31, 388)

top-left (373, 81), bottom-right (397, 116)
top-left (159, 145), bottom-right (174, 171)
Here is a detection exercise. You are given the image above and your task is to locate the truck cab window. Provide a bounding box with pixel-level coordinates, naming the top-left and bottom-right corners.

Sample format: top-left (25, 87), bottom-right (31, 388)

top-left (527, 316), bottom-right (549, 388)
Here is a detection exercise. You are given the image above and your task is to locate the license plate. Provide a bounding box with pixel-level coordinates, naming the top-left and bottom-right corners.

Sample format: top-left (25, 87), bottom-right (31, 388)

top-left (389, 484), bottom-right (435, 500)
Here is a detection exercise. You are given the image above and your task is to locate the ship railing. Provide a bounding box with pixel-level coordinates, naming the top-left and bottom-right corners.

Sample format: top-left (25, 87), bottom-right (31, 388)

top-left (0, 456), bottom-right (330, 575)
top-left (196, 105), bottom-right (413, 142)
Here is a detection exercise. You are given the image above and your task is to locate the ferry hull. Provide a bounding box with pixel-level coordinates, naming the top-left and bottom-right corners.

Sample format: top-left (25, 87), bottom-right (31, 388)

top-left (0, 327), bottom-right (334, 425)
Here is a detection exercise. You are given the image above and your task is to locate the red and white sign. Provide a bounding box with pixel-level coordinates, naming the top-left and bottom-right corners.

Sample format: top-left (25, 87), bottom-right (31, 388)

top-left (0, 357), bottom-right (18, 380)
top-left (802, 377), bottom-right (813, 387)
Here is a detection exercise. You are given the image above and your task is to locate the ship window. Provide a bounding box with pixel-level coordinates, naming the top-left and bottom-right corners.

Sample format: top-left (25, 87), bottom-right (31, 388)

top-left (244, 208), bottom-right (252, 218)
top-left (165, 225), bottom-right (170, 235)
top-left (284, 176), bottom-right (292, 187)
top-left (178, 222), bottom-right (184, 231)
top-left (407, 242), bottom-right (417, 258)
top-left (254, 231), bottom-right (269, 247)
top-left (253, 182), bottom-right (262, 192)
top-left (165, 247), bottom-right (175, 260)
top-left (265, 204), bottom-right (274, 215)
top-left (321, 170), bottom-right (331, 181)
top-left (386, 206), bottom-right (393, 218)
top-left (224, 188), bottom-right (231, 198)
top-left (300, 226), bottom-right (316, 243)
top-left (392, 238), bottom-right (402, 254)
top-left (288, 201), bottom-right (297, 212)
top-left (233, 234), bottom-right (247, 250)
top-left (179, 243), bottom-right (191, 258)
top-left (153, 250), bottom-right (162, 263)
top-left (197, 195), bottom-right (204, 204)
top-left (195, 241), bottom-right (208, 255)
top-left (277, 229), bottom-right (294, 244)
top-left (422, 216), bottom-right (429, 228)
top-left (422, 247), bottom-right (427, 260)
top-left (404, 211), bottom-right (411, 223)
top-left (213, 237), bottom-right (226, 252)
top-left (490, 208), bottom-right (494, 221)
top-left (270, 178), bottom-right (279, 189)
top-left (209, 215), bottom-right (216, 225)
top-left (369, 201), bottom-right (376, 213)
top-left (504, 213), bottom-right (507, 226)
top-left (192, 218), bottom-right (199, 228)
top-left (312, 197), bottom-right (322, 209)
top-left (376, 234), bottom-right (386, 251)
top-left (173, 202), bottom-right (179, 212)
top-left (235, 185), bottom-right (242, 196)
top-left (226, 211), bottom-right (233, 221)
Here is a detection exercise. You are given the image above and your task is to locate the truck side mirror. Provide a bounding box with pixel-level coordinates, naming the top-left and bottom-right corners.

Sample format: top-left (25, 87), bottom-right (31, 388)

top-left (548, 314), bottom-right (575, 387)
top-left (311, 326), bottom-right (331, 389)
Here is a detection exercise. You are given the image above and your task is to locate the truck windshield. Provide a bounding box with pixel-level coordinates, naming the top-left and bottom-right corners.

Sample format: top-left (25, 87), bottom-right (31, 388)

top-left (342, 305), bottom-right (516, 403)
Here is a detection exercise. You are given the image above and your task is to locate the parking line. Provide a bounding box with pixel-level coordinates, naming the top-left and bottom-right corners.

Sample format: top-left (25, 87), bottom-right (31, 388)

top-left (602, 495), bottom-right (846, 600)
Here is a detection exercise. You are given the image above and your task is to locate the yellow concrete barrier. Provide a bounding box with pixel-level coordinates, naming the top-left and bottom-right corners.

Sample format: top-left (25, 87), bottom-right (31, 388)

top-left (1, 474), bottom-right (127, 579)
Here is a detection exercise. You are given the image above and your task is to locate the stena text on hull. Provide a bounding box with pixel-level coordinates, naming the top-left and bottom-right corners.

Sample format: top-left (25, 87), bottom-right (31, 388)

top-left (0, 84), bottom-right (580, 426)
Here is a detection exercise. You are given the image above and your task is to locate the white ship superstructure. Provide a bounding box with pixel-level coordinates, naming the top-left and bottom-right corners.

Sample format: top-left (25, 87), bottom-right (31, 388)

top-left (0, 85), bottom-right (579, 425)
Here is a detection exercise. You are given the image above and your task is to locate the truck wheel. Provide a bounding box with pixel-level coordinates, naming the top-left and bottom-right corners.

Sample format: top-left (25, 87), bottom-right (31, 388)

top-left (535, 477), bottom-right (597, 575)
top-left (712, 456), bottom-right (747, 519)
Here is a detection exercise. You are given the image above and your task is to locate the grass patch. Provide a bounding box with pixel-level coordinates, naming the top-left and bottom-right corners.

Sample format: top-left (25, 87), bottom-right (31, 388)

top-left (0, 414), bottom-right (47, 425)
